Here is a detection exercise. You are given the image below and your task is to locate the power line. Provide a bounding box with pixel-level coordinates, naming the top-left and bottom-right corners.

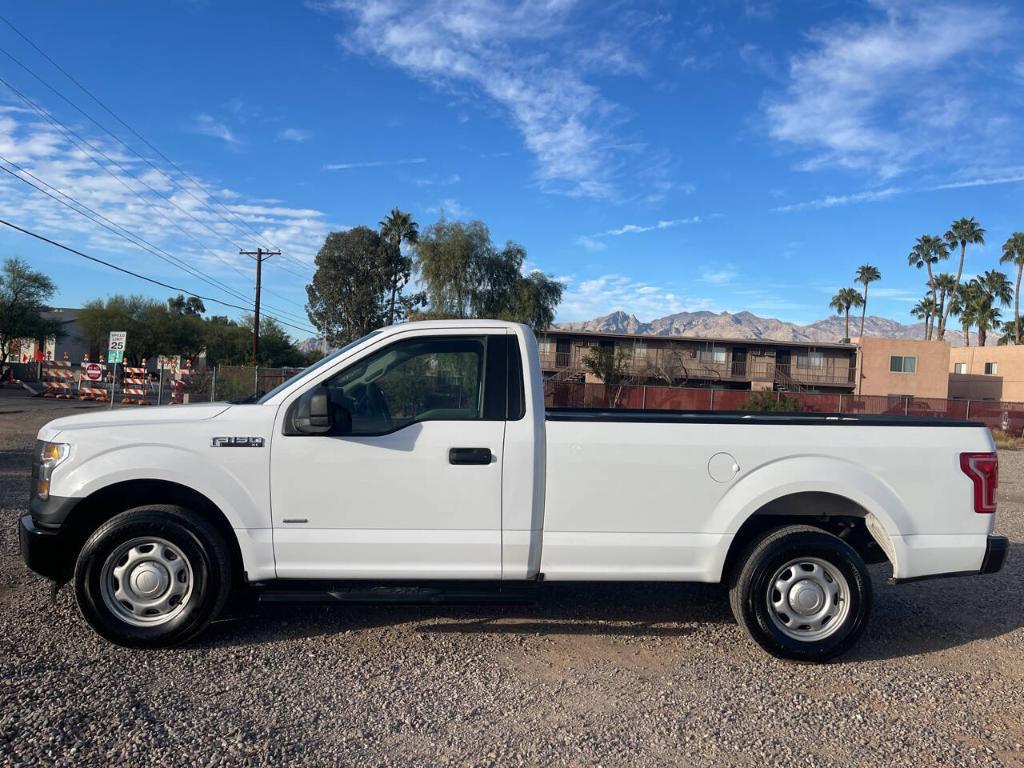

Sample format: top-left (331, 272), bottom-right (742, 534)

top-left (0, 40), bottom-right (284, 258)
top-left (0, 76), bottom-right (312, 323)
top-left (0, 154), bottom-right (314, 327)
top-left (0, 14), bottom-right (314, 273)
top-left (0, 217), bottom-right (317, 336)
top-left (0, 155), bottom-right (250, 303)
top-left (0, 73), bottom-right (248, 254)
top-left (239, 247), bottom-right (281, 364)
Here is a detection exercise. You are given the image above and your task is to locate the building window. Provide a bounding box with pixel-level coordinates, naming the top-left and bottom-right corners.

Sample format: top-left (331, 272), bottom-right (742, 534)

top-left (953, 362), bottom-right (966, 374)
top-left (698, 346), bottom-right (727, 364)
top-left (797, 351), bottom-right (824, 369)
top-left (985, 362), bottom-right (998, 375)
top-left (889, 355), bottom-right (917, 374)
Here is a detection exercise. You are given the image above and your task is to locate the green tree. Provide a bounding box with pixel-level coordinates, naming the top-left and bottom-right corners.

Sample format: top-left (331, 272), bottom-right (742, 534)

top-left (941, 217), bottom-right (985, 338)
top-left (910, 295), bottom-right (936, 339)
top-left (854, 264), bottom-right (880, 339)
top-left (202, 315), bottom-right (250, 366)
top-left (243, 315), bottom-right (305, 367)
top-left (511, 271), bottom-right (564, 331)
top-left (582, 344), bottom-right (633, 408)
top-left (829, 287), bottom-right (864, 341)
top-left (1000, 232), bottom-right (1024, 344)
top-left (948, 282), bottom-right (978, 347)
top-left (908, 234), bottom-right (948, 338)
top-left (77, 295), bottom-right (169, 364)
top-left (0, 257), bottom-right (62, 377)
top-left (306, 227), bottom-right (391, 346)
top-left (969, 270), bottom-right (1012, 348)
top-left (933, 272), bottom-right (958, 336)
top-left (167, 294), bottom-right (206, 317)
top-left (415, 216), bottom-right (562, 328)
top-left (415, 217), bottom-right (491, 319)
top-left (379, 208), bottom-right (419, 325)
top-left (741, 390), bottom-right (803, 413)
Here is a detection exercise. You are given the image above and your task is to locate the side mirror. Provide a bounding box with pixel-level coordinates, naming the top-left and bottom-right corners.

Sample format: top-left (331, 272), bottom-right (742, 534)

top-left (292, 385), bottom-right (335, 435)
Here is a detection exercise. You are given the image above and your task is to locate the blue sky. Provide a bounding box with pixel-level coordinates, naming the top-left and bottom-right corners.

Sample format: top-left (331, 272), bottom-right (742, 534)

top-left (1, 0), bottom-right (1022, 337)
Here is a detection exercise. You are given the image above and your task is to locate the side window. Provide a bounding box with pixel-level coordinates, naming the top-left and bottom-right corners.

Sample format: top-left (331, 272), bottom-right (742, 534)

top-left (325, 336), bottom-right (486, 434)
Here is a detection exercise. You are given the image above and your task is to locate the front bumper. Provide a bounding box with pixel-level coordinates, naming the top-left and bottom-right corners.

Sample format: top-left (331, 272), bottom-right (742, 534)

top-left (19, 514), bottom-right (71, 582)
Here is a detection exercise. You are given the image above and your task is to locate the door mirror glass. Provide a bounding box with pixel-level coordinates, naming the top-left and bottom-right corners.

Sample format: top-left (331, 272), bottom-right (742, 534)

top-left (292, 385), bottom-right (335, 435)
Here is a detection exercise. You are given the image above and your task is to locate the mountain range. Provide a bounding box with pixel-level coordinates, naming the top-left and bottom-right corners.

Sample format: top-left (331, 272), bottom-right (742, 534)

top-left (297, 310), bottom-right (986, 351)
top-left (555, 310), bottom-right (982, 346)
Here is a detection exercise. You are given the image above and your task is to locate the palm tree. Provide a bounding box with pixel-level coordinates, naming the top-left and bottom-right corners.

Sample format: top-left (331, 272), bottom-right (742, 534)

top-left (933, 272), bottom-right (957, 334)
top-left (911, 295), bottom-right (937, 338)
top-left (941, 217), bottom-right (985, 338)
top-left (974, 302), bottom-right (1002, 347)
top-left (979, 269), bottom-right (1013, 307)
top-left (854, 264), bottom-right (881, 339)
top-left (908, 235), bottom-right (948, 337)
top-left (829, 287), bottom-right (864, 341)
top-left (1000, 232), bottom-right (1024, 344)
top-left (948, 282), bottom-right (978, 347)
top-left (379, 208), bottom-right (419, 325)
top-left (997, 320), bottom-right (1017, 346)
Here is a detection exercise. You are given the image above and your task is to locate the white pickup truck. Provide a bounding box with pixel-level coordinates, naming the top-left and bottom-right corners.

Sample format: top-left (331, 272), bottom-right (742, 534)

top-left (21, 320), bottom-right (1007, 660)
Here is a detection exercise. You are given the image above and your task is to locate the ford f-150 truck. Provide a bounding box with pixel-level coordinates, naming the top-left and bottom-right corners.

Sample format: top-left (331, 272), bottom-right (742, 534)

top-left (20, 321), bottom-right (1008, 660)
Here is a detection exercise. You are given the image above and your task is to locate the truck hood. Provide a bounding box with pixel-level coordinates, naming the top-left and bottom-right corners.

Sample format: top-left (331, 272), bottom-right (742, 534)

top-left (40, 403), bottom-right (233, 440)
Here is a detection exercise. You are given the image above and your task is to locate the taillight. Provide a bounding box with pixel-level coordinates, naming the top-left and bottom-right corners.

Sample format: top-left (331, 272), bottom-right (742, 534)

top-left (960, 452), bottom-right (998, 513)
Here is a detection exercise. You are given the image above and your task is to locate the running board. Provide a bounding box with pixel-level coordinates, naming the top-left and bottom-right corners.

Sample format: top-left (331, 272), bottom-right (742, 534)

top-left (254, 581), bottom-right (541, 606)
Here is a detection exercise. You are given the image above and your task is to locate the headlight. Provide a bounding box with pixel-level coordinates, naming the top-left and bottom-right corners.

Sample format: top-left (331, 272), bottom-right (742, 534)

top-left (34, 440), bottom-right (69, 500)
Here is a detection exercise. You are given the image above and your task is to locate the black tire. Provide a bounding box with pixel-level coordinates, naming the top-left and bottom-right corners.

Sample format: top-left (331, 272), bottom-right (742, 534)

top-left (729, 525), bottom-right (872, 662)
top-left (73, 505), bottom-right (233, 648)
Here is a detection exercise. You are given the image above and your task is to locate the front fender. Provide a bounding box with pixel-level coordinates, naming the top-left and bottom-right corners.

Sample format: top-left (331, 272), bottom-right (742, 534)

top-left (57, 443), bottom-right (267, 531)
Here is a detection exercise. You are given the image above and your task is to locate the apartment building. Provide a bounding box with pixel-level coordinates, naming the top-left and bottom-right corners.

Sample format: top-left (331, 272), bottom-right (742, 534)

top-left (853, 337), bottom-right (952, 399)
top-left (949, 345), bottom-right (1024, 402)
top-left (537, 329), bottom-right (857, 392)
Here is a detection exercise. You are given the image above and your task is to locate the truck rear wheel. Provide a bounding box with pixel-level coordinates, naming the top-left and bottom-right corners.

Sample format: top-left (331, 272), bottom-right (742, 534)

top-left (73, 505), bottom-right (232, 648)
top-left (729, 525), bottom-right (872, 662)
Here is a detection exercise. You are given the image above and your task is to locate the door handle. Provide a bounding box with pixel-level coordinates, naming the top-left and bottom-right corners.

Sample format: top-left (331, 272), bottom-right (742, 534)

top-left (449, 447), bottom-right (493, 465)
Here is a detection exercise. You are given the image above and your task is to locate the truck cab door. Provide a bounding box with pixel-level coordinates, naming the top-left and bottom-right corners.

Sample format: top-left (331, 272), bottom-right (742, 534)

top-left (270, 330), bottom-right (511, 580)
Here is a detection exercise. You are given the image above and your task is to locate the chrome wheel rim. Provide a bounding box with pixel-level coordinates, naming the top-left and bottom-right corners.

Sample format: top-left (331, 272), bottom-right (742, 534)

top-left (100, 537), bottom-right (194, 627)
top-left (766, 557), bottom-right (850, 642)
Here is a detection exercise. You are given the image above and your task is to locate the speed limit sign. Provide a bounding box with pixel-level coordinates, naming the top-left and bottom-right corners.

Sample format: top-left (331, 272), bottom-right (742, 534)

top-left (107, 331), bottom-right (126, 364)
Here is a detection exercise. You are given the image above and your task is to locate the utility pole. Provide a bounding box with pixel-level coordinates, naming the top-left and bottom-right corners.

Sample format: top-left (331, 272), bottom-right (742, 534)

top-left (239, 247), bottom-right (281, 364)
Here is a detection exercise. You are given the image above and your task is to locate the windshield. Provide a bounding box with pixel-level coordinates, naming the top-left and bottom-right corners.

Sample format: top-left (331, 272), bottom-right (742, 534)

top-left (255, 331), bottom-right (382, 404)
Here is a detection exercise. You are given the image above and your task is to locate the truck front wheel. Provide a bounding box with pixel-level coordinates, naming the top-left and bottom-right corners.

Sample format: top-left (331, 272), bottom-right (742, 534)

top-left (73, 506), bottom-right (232, 647)
top-left (729, 525), bottom-right (872, 662)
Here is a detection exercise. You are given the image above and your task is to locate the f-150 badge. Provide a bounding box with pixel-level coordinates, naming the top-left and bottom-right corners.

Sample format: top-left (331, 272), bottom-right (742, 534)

top-left (211, 436), bottom-right (265, 448)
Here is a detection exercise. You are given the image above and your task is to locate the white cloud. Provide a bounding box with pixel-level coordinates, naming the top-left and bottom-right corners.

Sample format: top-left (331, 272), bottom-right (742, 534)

top-left (700, 267), bottom-right (737, 285)
top-left (603, 217), bottom-right (701, 236)
top-left (427, 198), bottom-right (470, 218)
top-left (410, 173), bottom-right (460, 187)
top-left (558, 273), bottom-right (714, 321)
top-left (326, 0), bottom-right (635, 198)
top-left (190, 114), bottom-right (238, 144)
top-left (0, 109), bottom-right (330, 303)
top-left (575, 235), bottom-right (607, 252)
top-left (277, 127), bottom-right (311, 142)
top-left (324, 157), bottom-right (426, 170)
top-left (764, 1), bottom-right (1005, 177)
top-left (773, 187), bottom-right (902, 212)
top-left (930, 173), bottom-right (1024, 191)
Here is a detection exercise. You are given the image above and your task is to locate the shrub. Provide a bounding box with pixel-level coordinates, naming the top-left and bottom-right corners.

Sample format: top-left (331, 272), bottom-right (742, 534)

top-left (740, 390), bottom-right (803, 413)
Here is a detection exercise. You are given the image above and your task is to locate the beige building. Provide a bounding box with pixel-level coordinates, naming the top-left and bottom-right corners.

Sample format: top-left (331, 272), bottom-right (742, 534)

top-left (949, 346), bottom-right (1024, 403)
top-left (852, 338), bottom-right (952, 399)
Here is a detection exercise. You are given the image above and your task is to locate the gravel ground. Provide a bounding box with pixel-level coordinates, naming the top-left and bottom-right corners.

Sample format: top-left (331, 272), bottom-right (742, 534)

top-left (1, 391), bottom-right (1022, 767)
